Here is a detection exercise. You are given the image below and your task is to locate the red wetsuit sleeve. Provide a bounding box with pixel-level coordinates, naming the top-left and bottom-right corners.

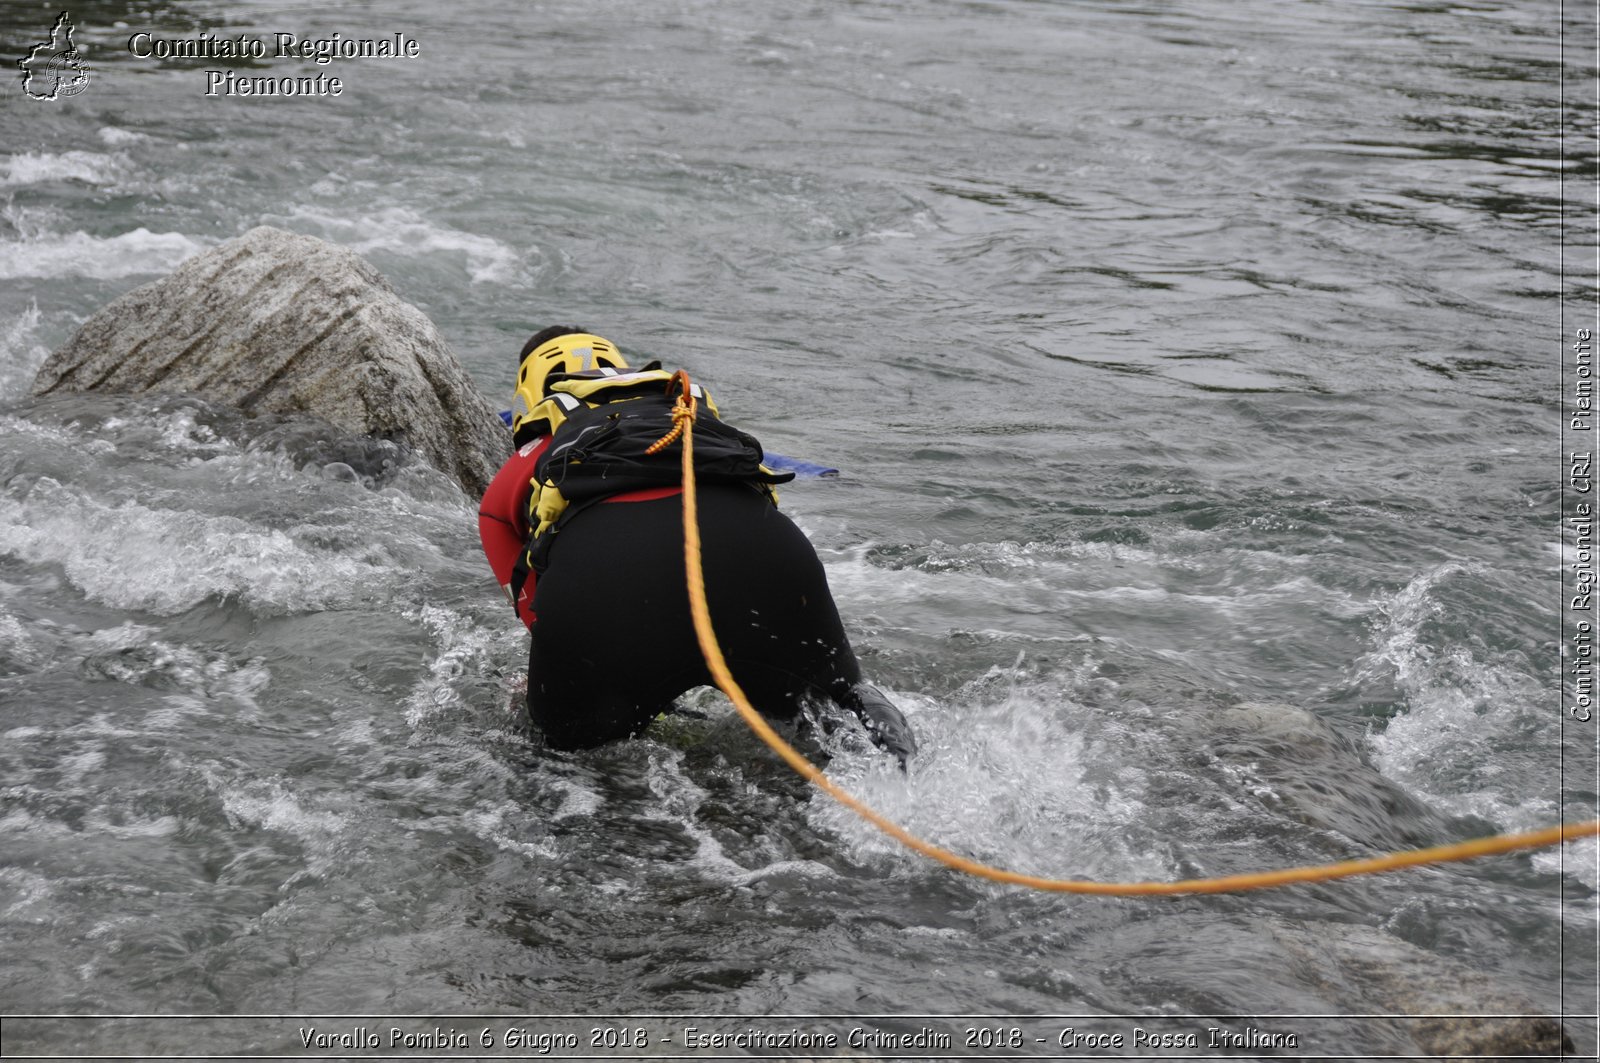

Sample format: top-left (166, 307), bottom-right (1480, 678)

top-left (477, 438), bottom-right (548, 628)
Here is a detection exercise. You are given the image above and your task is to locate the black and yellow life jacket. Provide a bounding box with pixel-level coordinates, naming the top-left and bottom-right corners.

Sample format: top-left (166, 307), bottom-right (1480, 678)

top-left (511, 366), bottom-right (794, 589)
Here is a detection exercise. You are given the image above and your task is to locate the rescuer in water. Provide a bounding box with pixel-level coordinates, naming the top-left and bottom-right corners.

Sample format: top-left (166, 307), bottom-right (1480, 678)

top-left (478, 326), bottom-right (916, 766)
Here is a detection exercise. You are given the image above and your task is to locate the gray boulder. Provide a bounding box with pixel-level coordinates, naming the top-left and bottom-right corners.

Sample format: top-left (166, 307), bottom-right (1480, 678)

top-left (1071, 915), bottom-right (1573, 1057)
top-left (31, 225), bottom-right (508, 496)
top-left (1282, 920), bottom-right (1574, 1058)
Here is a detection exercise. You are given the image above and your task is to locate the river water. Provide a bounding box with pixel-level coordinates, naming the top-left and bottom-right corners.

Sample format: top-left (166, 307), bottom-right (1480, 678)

top-left (1, 0), bottom-right (1595, 1058)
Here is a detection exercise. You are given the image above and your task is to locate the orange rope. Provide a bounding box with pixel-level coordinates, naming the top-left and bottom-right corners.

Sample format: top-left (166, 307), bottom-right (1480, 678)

top-left (672, 376), bottom-right (1600, 894)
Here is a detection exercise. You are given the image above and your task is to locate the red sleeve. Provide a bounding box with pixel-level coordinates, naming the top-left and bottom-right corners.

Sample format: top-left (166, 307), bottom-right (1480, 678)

top-left (477, 438), bottom-right (548, 628)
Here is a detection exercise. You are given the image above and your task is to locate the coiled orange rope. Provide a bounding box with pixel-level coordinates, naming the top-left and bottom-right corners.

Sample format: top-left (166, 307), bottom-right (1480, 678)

top-left (668, 373), bottom-right (1600, 895)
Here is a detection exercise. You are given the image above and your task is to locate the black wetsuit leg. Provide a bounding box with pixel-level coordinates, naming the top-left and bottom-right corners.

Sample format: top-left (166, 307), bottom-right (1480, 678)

top-left (526, 485), bottom-right (862, 750)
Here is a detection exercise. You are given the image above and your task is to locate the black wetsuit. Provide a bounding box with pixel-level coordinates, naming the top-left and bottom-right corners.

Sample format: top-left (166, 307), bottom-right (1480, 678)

top-left (479, 426), bottom-right (913, 763)
top-left (526, 484), bottom-right (861, 748)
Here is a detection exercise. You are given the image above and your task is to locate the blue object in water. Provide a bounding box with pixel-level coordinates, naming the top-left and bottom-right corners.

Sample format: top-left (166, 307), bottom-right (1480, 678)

top-left (497, 411), bottom-right (838, 478)
top-left (761, 452), bottom-right (839, 479)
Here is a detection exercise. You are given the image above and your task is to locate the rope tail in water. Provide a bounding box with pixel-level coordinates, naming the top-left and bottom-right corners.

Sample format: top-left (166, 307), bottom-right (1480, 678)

top-left (661, 371), bottom-right (1600, 895)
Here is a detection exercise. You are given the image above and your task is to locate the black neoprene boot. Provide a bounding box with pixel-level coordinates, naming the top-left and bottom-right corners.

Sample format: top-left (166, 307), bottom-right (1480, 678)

top-left (841, 682), bottom-right (916, 770)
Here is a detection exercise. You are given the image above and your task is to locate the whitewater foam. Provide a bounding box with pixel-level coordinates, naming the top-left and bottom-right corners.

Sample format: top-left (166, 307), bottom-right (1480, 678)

top-left (0, 477), bottom-right (393, 615)
top-left (0, 227), bottom-right (207, 280)
top-left (644, 747), bottom-right (753, 881)
top-left (806, 682), bottom-right (1167, 885)
top-left (0, 303), bottom-right (48, 403)
top-left (462, 802), bottom-right (560, 861)
top-left (0, 601), bottom-right (37, 672)
top-left (265, 205), bottom-right (521, 284)
top-left (403, 604), bottom-right (499, 730)
top-left (0, 867), bottom-right (56, 920)
top-left (819, 534), bottom-right (1340, 626)
top-left (211, 778), bottom-right (357, 889)
top-left (1, 150), bottom-right (125, 187)
top-left (97, 127), bottom-right (149, 146)
top-left (1361, 562), bottom-right (1569, 845)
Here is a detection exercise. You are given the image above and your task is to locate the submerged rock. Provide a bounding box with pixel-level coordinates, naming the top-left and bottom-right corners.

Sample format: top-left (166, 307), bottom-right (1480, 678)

top-left (1207, 701), bottom-right (1444, 849)
top-left (31, 225), bottom-right (507, 496)
top-left (1069, 915), bottom-right (1573, 1057)
top-left (1274, 921), bottom-right (1575, 1058)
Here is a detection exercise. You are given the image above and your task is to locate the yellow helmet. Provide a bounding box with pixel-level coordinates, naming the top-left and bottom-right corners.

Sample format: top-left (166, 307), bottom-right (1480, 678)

top-left (511, 332), bottom-right (628, 437)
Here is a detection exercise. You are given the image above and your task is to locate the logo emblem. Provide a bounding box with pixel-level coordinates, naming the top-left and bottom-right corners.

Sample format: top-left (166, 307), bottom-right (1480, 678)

top-left (19, 12), bottom-right (91, 100)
